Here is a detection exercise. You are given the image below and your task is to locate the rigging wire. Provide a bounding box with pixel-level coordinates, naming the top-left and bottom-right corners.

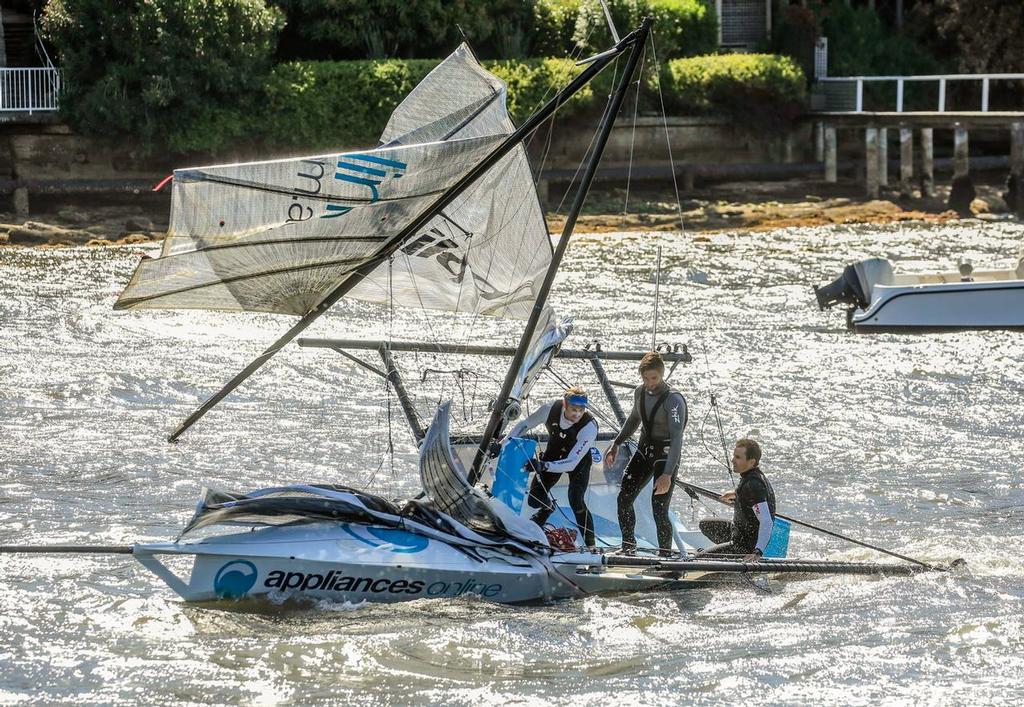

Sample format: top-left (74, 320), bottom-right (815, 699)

top-left (623, 42), bottom-right (646, 216)
top-left (699, 340), bottom-right (735, 490)
top-left (647, 29), bottom-right (686, 233)
top-left (553, 55), bottom-right (622, 215)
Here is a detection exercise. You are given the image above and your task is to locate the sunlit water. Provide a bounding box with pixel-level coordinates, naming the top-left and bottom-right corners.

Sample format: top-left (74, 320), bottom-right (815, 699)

top-left (2, 221), bottom-right (1023, 705)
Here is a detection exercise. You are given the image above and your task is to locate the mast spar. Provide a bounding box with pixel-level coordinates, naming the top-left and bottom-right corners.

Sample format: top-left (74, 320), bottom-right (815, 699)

top-left (468, 17), bottom-right (653, 484)
top-left (163, 27), bottom-right (648, 443)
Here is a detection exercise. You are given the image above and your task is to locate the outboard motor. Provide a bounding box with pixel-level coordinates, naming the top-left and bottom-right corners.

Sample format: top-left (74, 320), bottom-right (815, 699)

top-left (814, 258), bottom-right (893, 311)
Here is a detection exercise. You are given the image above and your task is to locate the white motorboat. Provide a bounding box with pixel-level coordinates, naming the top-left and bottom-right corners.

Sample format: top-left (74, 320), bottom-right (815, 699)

top-left (815, 255), bottom-right (1024, 332)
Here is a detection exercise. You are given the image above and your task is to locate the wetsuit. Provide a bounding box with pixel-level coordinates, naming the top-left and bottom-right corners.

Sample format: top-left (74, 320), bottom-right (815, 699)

top-left (699, 466), bottom-right (776, 555)
top-left (613, 383), bottom-right (687, 552)
top-left (507, 400), bottom-right (598, 547)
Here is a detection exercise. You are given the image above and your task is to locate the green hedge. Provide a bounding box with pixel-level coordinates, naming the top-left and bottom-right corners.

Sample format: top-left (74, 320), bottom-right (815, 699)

top-left (662, 53), bottom-right (807, 128)
top-left (157, 54), bottom-right (810, 154)
top-left (176, 57), bottom-right (605, 153)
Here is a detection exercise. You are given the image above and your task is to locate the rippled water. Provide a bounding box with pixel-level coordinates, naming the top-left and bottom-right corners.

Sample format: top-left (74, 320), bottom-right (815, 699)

top-left (2, 221), bottom-right (1023, 705)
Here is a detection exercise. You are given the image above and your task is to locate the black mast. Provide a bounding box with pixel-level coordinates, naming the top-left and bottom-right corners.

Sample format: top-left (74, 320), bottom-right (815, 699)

top-left (166, 28), bottom-right (645, 442)
top-left (468, 17), bottom-right (652, 483)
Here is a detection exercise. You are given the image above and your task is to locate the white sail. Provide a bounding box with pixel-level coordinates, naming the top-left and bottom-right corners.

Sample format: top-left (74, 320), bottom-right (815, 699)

top-left (115, 45), bottom-right (550, 319)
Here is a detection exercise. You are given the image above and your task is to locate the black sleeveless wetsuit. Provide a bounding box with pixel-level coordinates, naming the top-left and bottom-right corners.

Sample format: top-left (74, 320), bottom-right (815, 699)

top-left (526, 403), bottom-right (597, 547)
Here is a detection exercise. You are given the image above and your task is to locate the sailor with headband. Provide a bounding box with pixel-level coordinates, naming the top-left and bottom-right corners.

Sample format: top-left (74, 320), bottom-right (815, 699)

top-left (504, 386), bottom-right (599, 550)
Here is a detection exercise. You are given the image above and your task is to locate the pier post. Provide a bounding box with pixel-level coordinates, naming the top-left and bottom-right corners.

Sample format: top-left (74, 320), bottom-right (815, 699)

top-left (1010, 122), bottom-right (1024, 216)
top-left (537, 178), bottom-right (550, 208)
top-left (953, 126), bottom-right (970, 178)
top-left (865, 127), bottom-right (879, 198)
top-left (899, 127), bottom-right (914, 198)
top-left (13, 187), bottom-right (29, 217)
top-left (878, 128), bottom-right (888, 187)
top-left (949, 125), bottom-right (974, 215)
top-left (824, 125), bottom-right (837, 182)
top-left (815, 121), bottom-right (824, 162)
top-left (920, 128), bottom-right (935, 197)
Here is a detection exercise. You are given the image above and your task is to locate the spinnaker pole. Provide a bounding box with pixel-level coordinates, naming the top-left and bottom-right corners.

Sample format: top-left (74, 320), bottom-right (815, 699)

top-left (166, 28), bottom-right (645, 442)
top-left (468, 17), bottom-right (653, 483)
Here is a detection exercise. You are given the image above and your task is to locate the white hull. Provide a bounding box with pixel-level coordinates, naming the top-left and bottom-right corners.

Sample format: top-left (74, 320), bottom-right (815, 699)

top-left (851, 279), bottom-right (1024, 332)
top-left (134, 522), bottom-right (719, 605)
top-left (818, 256), bottom-right (1024, 333)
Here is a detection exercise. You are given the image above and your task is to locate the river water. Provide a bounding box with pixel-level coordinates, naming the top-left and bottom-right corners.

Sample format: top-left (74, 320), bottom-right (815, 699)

top-left (1, 220), bottom-right (1023, 705)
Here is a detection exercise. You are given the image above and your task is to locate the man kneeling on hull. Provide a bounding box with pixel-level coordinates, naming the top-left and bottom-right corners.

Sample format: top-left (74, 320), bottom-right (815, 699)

top-left (506, 386), bottom-right (598, 550)
top-left (605, 351), bottom-right (687, 555)
top-left (699, 439), bottom-right (777, 562)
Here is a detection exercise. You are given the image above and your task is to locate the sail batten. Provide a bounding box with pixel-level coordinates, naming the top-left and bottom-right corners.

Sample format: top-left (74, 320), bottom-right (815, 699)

top-left (116, 44), bottom-right (549, 320)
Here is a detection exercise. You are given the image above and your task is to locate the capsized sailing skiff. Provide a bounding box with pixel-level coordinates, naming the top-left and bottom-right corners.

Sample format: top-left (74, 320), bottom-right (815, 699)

top-left (0, 19), bottom-right (942, 605)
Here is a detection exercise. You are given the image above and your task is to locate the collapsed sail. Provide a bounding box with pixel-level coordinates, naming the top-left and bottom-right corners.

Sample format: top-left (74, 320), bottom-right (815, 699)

top-left (115, 45), bottom-right (550, 319)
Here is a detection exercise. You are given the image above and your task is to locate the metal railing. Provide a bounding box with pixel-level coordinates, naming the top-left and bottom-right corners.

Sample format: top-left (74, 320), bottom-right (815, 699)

top-left (816, 73), bottom-right (1024, 113)
top-left (0, 67), bottom-right (61, 113)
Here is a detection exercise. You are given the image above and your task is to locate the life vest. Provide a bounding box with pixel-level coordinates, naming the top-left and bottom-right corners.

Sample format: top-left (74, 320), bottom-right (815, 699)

top-left (541, 402), bottom-right (595, 468)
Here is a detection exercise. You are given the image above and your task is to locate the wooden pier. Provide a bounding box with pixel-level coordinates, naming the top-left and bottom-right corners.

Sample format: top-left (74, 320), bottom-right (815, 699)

top-left (810, 111), bottom-right (1024, 212)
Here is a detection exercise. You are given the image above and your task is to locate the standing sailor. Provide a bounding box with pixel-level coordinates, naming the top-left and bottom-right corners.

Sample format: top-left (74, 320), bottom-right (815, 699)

top-left (505, 386), bottom-right (598, 550)
top-left (605, 352), bottom-right (687, 555)
top-left (698, 439), bottom-right (777, 561)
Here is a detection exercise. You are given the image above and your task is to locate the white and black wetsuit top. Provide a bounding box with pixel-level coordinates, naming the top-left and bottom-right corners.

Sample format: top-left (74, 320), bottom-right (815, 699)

top-left (732, 466), bottom-right (777, 552)
top-left (507, 400), bottom-right (598, 473)
top-left (613, 383), bottom-right (687, 476)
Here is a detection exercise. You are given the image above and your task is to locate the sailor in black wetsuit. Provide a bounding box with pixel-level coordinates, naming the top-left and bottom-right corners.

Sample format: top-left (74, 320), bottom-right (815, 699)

top-left (699, 438), bottom-right (777, 561)
top-left (605, 352), bottom-right (687, 555)
top-left (506, 386), bottom-right (598, 549)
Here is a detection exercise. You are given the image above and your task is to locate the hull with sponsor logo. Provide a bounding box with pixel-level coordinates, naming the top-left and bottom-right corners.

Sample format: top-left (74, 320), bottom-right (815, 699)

top-left (134, 522), bottom-right (576, 604)
top-left (133, 521), bottom-right (728, 605)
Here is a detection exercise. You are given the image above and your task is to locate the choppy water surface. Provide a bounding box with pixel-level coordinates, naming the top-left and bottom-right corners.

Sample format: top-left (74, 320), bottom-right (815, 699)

top-left (2, 221), bottom-right (1023, 705)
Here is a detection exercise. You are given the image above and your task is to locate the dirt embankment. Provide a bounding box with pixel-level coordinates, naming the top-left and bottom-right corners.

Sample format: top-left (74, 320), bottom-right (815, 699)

top-left (548, 179), bottom-right (1017, 234)
top-left (0, 205), bottom-right (165, 248)
top-left (0, 178), bottom-right (1017, 248)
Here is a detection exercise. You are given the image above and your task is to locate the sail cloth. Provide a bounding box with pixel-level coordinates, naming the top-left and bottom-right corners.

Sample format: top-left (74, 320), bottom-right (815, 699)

top-left (115, 45), bottom-right (550, 319)
top-left (419, 401), bottom-right (548, 547)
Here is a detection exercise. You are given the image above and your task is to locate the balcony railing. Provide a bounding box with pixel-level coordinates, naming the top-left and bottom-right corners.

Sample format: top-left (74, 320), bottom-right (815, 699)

top-left (816, 74), bottom-right (1024, 113)
top-left (0, 67), bottom-right (61, 113)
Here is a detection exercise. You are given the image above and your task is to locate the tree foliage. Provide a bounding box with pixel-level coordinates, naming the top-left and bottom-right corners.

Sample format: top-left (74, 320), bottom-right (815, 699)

top-left (816, 2), bottom-right (941, 76)
top-left (913, 0), bottom-right (1024, 73)
top-left (42, 0), bottom-right (284, 153)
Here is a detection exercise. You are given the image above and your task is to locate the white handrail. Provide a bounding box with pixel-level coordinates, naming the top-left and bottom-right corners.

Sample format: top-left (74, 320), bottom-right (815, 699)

top-left (0, 67), bottom-right (62, 114)
top-left (818, 73), bottom-right (1024, 81)
top-left (817, 73), bottom-right (1024, 113)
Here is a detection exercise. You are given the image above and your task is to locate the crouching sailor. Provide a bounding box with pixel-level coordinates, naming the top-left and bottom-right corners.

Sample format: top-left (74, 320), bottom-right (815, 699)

top-left (505, 386), bottom-right (598, 549)
top-left (605, 351), bottom-right (687, 555)
top-left (699, 439), bottom-right (777, 561)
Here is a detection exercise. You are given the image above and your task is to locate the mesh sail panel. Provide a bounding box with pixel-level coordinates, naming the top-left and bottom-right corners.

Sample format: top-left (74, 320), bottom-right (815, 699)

top-left (115, 45), bottom-right (549, 319)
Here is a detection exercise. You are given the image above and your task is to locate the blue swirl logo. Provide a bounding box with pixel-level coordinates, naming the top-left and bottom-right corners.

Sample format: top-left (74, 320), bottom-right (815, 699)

top-left (214, 560), bottom-right (258, 598)
top-left (341, 525), bottom-right (429, 553)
